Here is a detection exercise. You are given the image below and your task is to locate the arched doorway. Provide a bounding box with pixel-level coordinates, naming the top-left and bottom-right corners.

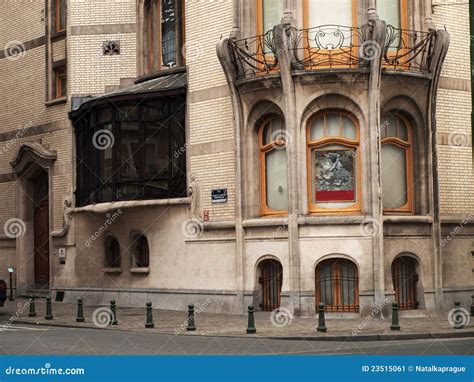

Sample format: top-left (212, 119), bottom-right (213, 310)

top-left (257, 259), bottom-right (283, 311)
top-left (392, 256), bottom-right (419, 310)
top-left (315, 258), bottom-right (359, 312)
top-left (33, 171), bottom-right (50, 286)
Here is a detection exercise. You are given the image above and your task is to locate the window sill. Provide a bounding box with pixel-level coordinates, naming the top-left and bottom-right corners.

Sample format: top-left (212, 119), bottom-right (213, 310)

top-left (298, 215), bottom-right (365, 225)
top-left (103, 267), bottom-right (122, 274)
top-left (383, 215), bottom-right (433, 224)
top-left (51, 30), bottom-right (66, 42)
top-left (45, 97), bottom-right (67, 107)
top-left (130, 267), bottom-right (150, 274)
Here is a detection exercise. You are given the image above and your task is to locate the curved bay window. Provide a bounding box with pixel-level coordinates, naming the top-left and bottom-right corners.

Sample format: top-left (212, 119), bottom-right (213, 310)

top-left (132, 233), bottom-right (150, 268)
top-left (259, 117), bottom-right (288, 215)
top-left (75, 96), bottom-right (186, 207)
top-left (307, 111), bottom-right (360, 213)
top-left (105, 235), bottom-right (121, 268)
top-left (381, 112), bottom-right (412, 212)
top-left (143, 0), bottom-right (184, 74)
top-left (315, 258), bottom-right (359, 312)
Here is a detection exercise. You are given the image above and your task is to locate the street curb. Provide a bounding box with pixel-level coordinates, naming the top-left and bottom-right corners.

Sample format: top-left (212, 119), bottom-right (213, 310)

top-left (13, 320), bottom-right (474, 342)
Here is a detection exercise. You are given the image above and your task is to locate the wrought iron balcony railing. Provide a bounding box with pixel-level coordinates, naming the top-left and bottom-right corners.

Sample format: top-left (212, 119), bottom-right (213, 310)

top-left (289, 24), bottom-right (373, 70)
top-left (229, 29), bottom-right (279, 80)
top-left (383, 25), bottom-right (435, 73)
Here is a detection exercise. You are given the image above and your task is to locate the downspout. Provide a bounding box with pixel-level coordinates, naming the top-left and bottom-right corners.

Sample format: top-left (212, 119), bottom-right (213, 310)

top-left (216, 38), bottom-right (245, 313)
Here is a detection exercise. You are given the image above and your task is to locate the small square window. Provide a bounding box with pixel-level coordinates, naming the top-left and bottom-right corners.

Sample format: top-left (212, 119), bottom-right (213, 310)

top-left (53, 66), bottom-right (67, 99)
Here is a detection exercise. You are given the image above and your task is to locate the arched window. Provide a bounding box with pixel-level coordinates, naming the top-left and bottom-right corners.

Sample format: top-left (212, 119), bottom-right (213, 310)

top-left (392, 256), bottom-right (419, 309)
top-left (307, 111), bottom-right (360, 213)
top-left (105, 235), bottom-right (121, 268)
top-left (132, 233), bottom-right (150, 268)
top-left (381, 112), bottom-right (413, 212)
top-left (257, 0), bottom-right (283, 35)
top-left (315, 258), bottom-right (359, 312)
top-left (259, 117), bottom-right (288, 215)
top-left (258, 259), bottom-right (283, 311)
top-left (143, 0), bottom-right (184, 74)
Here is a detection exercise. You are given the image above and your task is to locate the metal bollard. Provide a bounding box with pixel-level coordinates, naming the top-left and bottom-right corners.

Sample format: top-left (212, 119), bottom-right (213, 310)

top-left (186, 304), bottom-right (196, 331)
top-left (76, 298), bottom-right (85, 322)
top-left (246, 305), bottom-right (256, 334)
top-left (145, 302), bottom-right (154, 328)
top-left (45, 296), bottom-right (53, 320)
top-left (390, 302), bottom-right (400, 331)
top-left (28, 297), bottom-right (36, 317)
top-left (317, 303), bottom-right (327, 333)
top-left (110, 300), bottom-right (118, 325)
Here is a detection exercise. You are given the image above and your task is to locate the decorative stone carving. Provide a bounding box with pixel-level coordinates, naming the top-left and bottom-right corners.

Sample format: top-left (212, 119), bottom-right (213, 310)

top-left (187, 175), bottom-right (201, 220)
top-left (103, 41), bottom-right (120, 55)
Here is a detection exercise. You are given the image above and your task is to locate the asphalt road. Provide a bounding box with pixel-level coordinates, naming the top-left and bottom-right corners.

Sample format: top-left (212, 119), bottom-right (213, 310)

top-left (0, 325), bottom-right (472, 355)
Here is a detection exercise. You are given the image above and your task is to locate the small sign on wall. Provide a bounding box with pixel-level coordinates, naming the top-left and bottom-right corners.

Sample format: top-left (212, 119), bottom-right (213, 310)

top-left (211, 188), bottom-right (228, 204)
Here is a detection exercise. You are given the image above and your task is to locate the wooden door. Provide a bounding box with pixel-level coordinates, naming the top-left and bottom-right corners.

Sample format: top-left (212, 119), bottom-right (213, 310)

top-left (259, 260), bottom-right (282, 311)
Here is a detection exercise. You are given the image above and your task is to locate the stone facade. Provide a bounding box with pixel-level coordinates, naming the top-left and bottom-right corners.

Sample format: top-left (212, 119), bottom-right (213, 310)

top-left (0, 0), bottom-right (472, 318)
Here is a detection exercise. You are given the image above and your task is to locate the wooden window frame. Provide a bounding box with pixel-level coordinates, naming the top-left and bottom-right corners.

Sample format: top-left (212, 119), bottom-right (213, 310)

top-left (53, 0), bottom-right (66, 34)
top-left (381, 112), bottom-right (413, 214)
top-left (259, 117), bottom-right (288, 216)
top-left (315, 258), bottom-right (359, 313)
top-left (144, 0), bottom-right (185, 75)
top-left (53, 65), bottom-right (67, 99)
top-left (306, 110), bottom-right (361, 214)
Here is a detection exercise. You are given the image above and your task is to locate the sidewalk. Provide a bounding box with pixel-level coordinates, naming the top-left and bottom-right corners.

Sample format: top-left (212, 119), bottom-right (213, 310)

top-left (2, 298), bottom-right (473, 341)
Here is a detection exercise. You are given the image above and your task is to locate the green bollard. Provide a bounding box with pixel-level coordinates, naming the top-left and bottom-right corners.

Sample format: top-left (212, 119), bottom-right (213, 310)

top-left (317, 303), bottom-right (327, 332)
top-left (110, 300), bottom-right (118, 325)
top-left (45, 296), bottom-right (53, 320)
top-left (186, 304), bottom-right (196, 331)
top-left (246, 305), bottom-right (256, 334)
top-left (28, 297), bottom-right (36, 317)
top-left (145, 302), bottom-right (154, 328)
top-left (76, 298), bottom-right (85, 322)
top-left (453, 301), bottom-right (464, 329)
top-left (470, 295), bottom-right (474, 317)
top-left (390, 302), bottom-right (400, 331)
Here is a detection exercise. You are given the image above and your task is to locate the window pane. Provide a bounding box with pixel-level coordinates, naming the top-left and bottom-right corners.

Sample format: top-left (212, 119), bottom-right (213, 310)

top-left (161, 0), bottom-right (176, 67)
top-left (265, 149), bottom-right (288, 211)
top-left (378, 0), bottom-right (401, 29)
top-left (342, 117), bottom-right (357, 140)
top-left (310, 117), bottom-right (325, 141)
top-left (382, 144), bottom-right (407, 208)
top-left (263, 0), bottom-right (282, 33)
top-left (144, 123), bottom-right (170, 179)
top-left (119, 122), bottom-right (139, 181)
top-left (384, 114), bottom-right (398, 137)
top-left (99, 123), bottom-right (113, 181)
top-left (326, 114), bottom-right (340, 136)
top-left (398, 117), bottom-right (408, 141)
top-left (308, 0), bottom-right (353, 26)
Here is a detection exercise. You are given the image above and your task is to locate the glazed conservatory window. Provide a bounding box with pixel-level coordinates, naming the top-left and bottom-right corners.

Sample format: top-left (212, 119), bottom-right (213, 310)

top-left (144, 0), bottom-right (183, 74)
top-left (257, 0), bottom-right (283, 34)
top-left (75, 96), bottom-right (186, 206)
top-left (381, 113), bottom-right (413, 212)
top-left (259, 117), bottom-right (288, 215)
top-left (307, 111), bottom-right (360, 213)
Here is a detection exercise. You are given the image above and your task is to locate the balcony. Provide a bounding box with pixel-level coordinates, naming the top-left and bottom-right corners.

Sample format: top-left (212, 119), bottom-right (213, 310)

top-left (227, 23), bottom-right (436, 81)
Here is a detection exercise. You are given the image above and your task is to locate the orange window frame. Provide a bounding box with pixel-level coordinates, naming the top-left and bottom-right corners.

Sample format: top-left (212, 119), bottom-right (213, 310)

top-left (302, 0), bottom-right (358, 69)
top-left (259, 117), bottom-right (288, 216)
top-left (54, 66), bottom-right (66, 99)
top-left (54, 0), bottom-right (66, 33)
top-left (255, 0), bottom-right (280, 74)
top-left (381, 113), bottom-right (413, 214)
top-left (306, 111), bottom-right (361, 214)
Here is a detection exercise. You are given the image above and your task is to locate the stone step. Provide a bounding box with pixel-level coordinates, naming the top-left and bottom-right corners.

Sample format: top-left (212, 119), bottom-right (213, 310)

top-left (23, 285), bottom-right (50, 298)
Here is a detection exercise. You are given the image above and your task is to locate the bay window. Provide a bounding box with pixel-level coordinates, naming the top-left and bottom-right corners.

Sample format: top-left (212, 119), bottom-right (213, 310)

top-left (259, 117), bottom-right (288, 215)
top-left (381, 112), bottom-right (413, 212)
top-left (307, 111), bottom-right (360, 213)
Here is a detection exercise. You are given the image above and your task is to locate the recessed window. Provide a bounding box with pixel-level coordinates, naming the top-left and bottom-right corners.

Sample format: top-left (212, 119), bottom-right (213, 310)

top-left (259, 116), bottom-right (288, 215)
top-left (132, 233), bottom-right (149, 268)
top-left (53, 66), bottom-right (67, 99)
top-left (53, 0), bottom-right (66, 33)
top-left (105, 235), bottom-right (121, 268)
top-left (307, 111), bottom-right (360, 213)
top-left (381, 112), bottom-right (413, 212)
top-left (143, 0), bottom-right (184, 74)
